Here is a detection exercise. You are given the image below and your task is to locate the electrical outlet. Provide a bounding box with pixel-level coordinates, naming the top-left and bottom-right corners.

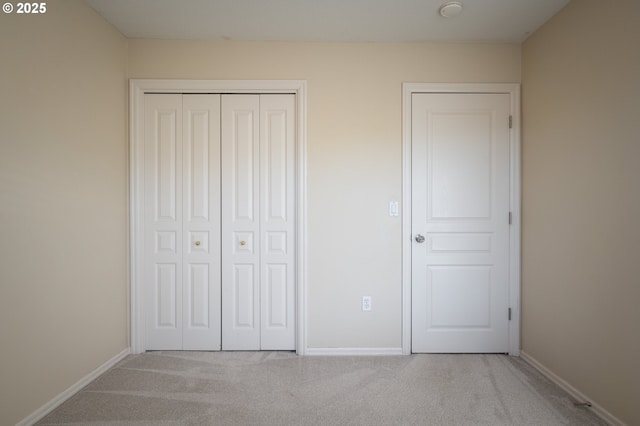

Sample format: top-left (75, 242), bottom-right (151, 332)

top-left (362, 296), bottom-right (372, 311)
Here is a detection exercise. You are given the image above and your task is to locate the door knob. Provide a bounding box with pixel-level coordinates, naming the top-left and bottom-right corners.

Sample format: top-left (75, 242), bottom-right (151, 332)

top-left (415, 234), bottom-right (425, 243)
top-left (240, 241), bottom-right (246, 246)
top-left (194, 241), bottom-right (201, 246)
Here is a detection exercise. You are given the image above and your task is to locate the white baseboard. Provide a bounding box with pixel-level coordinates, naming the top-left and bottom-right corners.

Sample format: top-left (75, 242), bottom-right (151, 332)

top-left (520, 351), bottom-right (625, 426)
top-left (305, 347), bottom-right (404, 356)
top-left (17, 347), bottom-right (130, 426)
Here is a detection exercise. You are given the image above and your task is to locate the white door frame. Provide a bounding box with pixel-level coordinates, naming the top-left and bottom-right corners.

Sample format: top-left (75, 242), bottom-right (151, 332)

top-left (401, 83), bottom-right (521, 356)
top-left (129, 79), bottom-right (308, 355)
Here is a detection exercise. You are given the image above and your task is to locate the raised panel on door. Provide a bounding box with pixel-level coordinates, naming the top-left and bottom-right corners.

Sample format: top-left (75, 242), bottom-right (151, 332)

top-left (260, 95), bottom-right (296, 350)
top-left (221, 95), bottom-right (261, 350)
top-left (144, 94), bottom-right (183, 350)
top-left (182, 95), bottom-right (221, 350)
top-left (412, 93), bottom-right (510, 353)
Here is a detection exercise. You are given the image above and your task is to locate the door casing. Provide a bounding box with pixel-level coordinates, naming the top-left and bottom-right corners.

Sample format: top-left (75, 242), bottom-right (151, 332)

top-left (401, 83), bottom-right (521, 356)
top-left (129, 79), bottom-right (308, 355)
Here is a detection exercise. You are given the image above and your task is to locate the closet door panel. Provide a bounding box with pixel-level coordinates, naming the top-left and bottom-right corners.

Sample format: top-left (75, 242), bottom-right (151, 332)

top-left (222, 95), bottom-right (261, 350)
top-left (144, 94), bottom-right (183, 350)
top-left (260, 95), bottom-right (296, 350)
top-left (182, 95), bottom-right (222, 350)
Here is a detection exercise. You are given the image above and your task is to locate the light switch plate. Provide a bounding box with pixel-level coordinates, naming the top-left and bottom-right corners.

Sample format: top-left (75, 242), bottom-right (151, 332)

top-left (389, 201), bottom-right (399, 217)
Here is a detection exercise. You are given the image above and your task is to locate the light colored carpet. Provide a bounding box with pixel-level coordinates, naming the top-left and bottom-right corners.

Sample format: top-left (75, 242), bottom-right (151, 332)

top-left (37, 352), bottom-right (605, 425)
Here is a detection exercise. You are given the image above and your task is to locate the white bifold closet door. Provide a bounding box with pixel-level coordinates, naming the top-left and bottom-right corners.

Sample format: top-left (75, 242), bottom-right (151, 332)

top-left (144, 94), bottom-right (222, 351)
top-left (143, 93), bottom-right (295, 351)
top-left (222, 95), bottom-right (296, 350)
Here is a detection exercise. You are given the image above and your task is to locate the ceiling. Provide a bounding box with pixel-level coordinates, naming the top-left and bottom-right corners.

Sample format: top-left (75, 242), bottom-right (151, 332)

top-left (84, 0), bottom-right (570, 44)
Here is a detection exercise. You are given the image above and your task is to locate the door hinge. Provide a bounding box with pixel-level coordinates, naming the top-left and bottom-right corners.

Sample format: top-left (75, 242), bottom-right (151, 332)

top-left (509, 211), bottom-right (512, 225)
top-left (508, 308), bottom-right (512, 321)
top-left (509, 115), bottom-right (513, 129)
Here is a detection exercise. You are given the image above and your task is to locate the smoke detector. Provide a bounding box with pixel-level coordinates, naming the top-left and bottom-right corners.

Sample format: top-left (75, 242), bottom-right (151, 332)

top-left (439, 1), bottom-right (463, 18)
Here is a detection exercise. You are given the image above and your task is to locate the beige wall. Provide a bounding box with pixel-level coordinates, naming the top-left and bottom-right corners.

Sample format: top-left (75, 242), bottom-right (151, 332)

top-left (521, 0), bottom-right (640, 424)
top-left (129, 40), bottom-right (521, 349)
top-left (0, 1), bottom-right (128, 424)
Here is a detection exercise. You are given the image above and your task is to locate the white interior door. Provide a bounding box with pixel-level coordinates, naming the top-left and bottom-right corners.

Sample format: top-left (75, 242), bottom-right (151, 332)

top-left (144, 94), bottom-right (221, 351)
top-left (143, 92), bottom-right (295, 351)
top-left (221, 94), bottom-right (296, 350)
top-left (259, 95), bottom-right (296, 350)
top-left (181, 95), bottom-right (222, 350)
top-left (144, 94), bottom-right (183, 350)
top-left (411, 93), bottom-right (511, 353)
top-left (221, 95), bottom-right (261, 350)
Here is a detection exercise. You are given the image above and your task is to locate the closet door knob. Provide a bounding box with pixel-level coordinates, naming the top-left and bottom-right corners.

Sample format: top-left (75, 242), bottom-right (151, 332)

top-left (240, 241), bottom-right (246, 246)
top-left (195, 241), bottom-right (201, 246)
